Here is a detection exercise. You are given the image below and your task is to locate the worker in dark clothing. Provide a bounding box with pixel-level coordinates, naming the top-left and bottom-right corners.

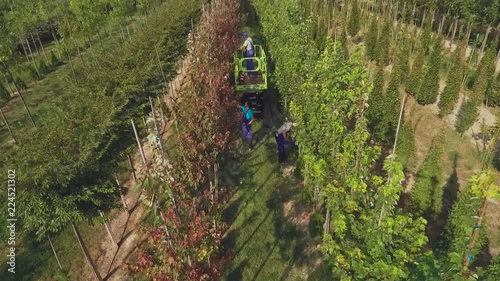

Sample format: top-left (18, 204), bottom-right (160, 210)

top-left (275, 122), bottom-right (296, 163)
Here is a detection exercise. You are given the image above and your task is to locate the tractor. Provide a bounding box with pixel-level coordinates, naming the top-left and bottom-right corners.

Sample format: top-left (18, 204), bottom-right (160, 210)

top-left (233, 44), bottom-right (268, 117)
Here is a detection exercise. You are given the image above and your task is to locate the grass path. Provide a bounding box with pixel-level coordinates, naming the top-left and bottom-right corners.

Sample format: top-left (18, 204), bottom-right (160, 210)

top-left (219, 3), bottom-right (332, 280)
top-left (221, 121), bottom-right (330, 281)
top-left (222, 124), bottom-right (304, 281)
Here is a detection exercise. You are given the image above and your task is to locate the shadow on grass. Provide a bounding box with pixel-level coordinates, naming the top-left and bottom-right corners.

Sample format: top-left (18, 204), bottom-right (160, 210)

top-left (473, 241), bottom-right (494, 270)
top-left (226, 258), bottom-right (249, 281)
top-left (306, 260), bottom-right (334, 281)
top-left (433, 153), bottom-right (460, 255)
top-left (0, 233), bottom-right (53, 281)
top-left (222, 133), bottom-right (311, 280)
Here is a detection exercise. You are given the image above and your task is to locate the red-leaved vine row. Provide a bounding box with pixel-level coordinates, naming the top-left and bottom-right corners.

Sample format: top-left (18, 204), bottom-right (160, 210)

top-left (132, 0), bottom-right (241, 280)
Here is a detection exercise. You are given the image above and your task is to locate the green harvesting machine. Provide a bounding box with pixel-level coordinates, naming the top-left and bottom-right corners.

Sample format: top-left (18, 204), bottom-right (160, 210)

top-left (233, 44), bottom-right (268, 110)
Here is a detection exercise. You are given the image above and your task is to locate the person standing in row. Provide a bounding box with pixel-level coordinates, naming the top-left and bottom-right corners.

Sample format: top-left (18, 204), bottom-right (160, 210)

top-left (239, 32), bottom-right (255, 74)
top-left (241, 101), bottom-right (255, 150)
top-left (275, 121), bottom-right (296, 163)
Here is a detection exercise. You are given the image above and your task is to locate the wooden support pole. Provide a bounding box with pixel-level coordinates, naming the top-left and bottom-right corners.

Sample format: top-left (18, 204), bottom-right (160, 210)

top-left (463, 198), bottom-right (488, 267)
top-left (127, 154), bottom-right (137, 184)
top-left (378, 92), bottom-right (407, 227)
top-left (71, 222), bottom-right (103, 281)
top-left (149, 96), bottom-right (165, 158)
top-left (25, 38), bottom-right (39, 75)
top-left (131, 119), bottom-right (147, 165)
top-left (392, 93), bottom-right (407, 156)
top-left (0, 109), bottom-right (16, 143)
top-left (99, 211), bottom-right (117, 246)
top-left (155, 44), bottom-right (167, 84)
top-left (48, 235), bottom-right (63, 270)
top-left (157, 96), bottom-right (165, 127)
top-left (18, 91), bottom-right (36, 127)
top-left (114, 175), bottom-right (128, 211)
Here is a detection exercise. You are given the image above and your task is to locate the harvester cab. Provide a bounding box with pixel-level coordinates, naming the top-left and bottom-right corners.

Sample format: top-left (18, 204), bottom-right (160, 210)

top-left (234, 44), bottom-right (268, 111)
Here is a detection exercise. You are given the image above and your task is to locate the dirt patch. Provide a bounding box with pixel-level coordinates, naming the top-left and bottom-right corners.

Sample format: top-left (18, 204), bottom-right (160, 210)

top-left (281, 181), bottom-right (323, 278)
top-left (486, 203), bottom-right (500, 257)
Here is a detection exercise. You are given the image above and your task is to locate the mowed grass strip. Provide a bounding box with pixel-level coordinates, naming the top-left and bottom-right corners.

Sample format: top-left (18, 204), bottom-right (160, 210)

top-left (223, 123), bottom-right (309, 281)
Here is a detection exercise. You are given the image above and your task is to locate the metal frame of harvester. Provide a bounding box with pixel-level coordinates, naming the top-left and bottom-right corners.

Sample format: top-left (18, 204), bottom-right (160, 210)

top-left (233, 44), bottom-right (268, 111)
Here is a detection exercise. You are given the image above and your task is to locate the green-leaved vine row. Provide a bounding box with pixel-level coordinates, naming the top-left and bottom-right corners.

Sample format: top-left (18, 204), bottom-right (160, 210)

top-left (253, 0), bottom-right (500, 279)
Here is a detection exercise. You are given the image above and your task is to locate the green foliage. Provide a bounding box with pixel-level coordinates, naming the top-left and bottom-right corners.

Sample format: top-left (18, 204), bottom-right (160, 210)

top-left (14, 92), bottom-right (119, 239)
top-left (455, 99), bottom-right (479, 134)
top-left (72, 0), bottom-right (199, 97)
top-left (308, 210), bottom-right (324, 238)
top-left (38, 60), bottom-right (50, 77)
top-left (367, 68), bottom-right (401, 144)
top-left (416, 36), bottom-right (442, 105)
top-left (410, 134), bottom-right (445, 218)
top-left (409, 250), bottom-right (480, 281)
top-left (366, 65), bottom-right (386, 140)
top-left (482, 256), bottom-right (500, 281)
top-left (109, 0), bottom-right (136, 25)
top-left (50, 51), bottom-right (61, 67)
top-left (439, 43), bottom-right (465, 117)
top-left (339, 27), bottom-right (350, 60)
top-left (421, 17), bottom-right (432, 55)
top-left (441, 171), bottom-right (499, 270)
top-left (407, 46), bottom-right (425, 96)
top-left (54, 268), bottom-right (71, 281)
top-left (8, 0), bottom-right (200, 242)
top-left (29, 65), bottom-right (42, 80)
top-left (311, 9), bottom-right (328, 51)
top-left (473, 44), bottom-right (497, 102)
top-left (347, 0), bottom-right (360, 37)
top-left (291, 41), bottom-right (369, 171)
top-left (14, 77), bottom-right (27, 90)
top-left (382, 72), bottom-right (402, 141)
top-left (393, 38), bottom-right (410, 86)
top-left (490, 74), bottom-right (500, 106)
top-left (253, 0), bottom-right (317, 102)
top-left (375, 16), bottom-right (391, 66)
top-left (395, 123), bottom-right (416, 172)
top-left (253, 0), bottom-right (500, 278)
top-left (365, 16), bottom-right (378, 61)
top-left (0, 82), bottom-right (9, 102)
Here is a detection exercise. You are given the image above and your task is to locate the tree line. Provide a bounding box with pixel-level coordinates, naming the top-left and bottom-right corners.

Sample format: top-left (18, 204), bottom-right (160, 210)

top-left (0, 0), bottom-right (201, 279)
top-left (254, 0), bottom-right (500, 279)
top-left (130, 0), bottom-right (243, 279)
top-left (0, 0), bottom-right (166, 104)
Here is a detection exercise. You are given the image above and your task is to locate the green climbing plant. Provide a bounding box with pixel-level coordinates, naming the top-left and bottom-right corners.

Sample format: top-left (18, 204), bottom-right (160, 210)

top-left (439, 41), bottom-right (465, 117)
top-left (407, 45), bottom-right (425, 97)
top-left (410, 133), bottom-right (445, 218)
top-left (395, 122), bottom-right (416, 172)
top-left (365, 16), bottom-right (378, 61)
top-left (347, 0), bottom-right (360, 37)
top-left (416, 36), bottom-right (442, 105)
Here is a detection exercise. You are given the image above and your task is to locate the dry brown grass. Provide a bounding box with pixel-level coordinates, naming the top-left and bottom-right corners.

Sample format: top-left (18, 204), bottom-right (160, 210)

top-left (405, 94), bottom-right (500, 256)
